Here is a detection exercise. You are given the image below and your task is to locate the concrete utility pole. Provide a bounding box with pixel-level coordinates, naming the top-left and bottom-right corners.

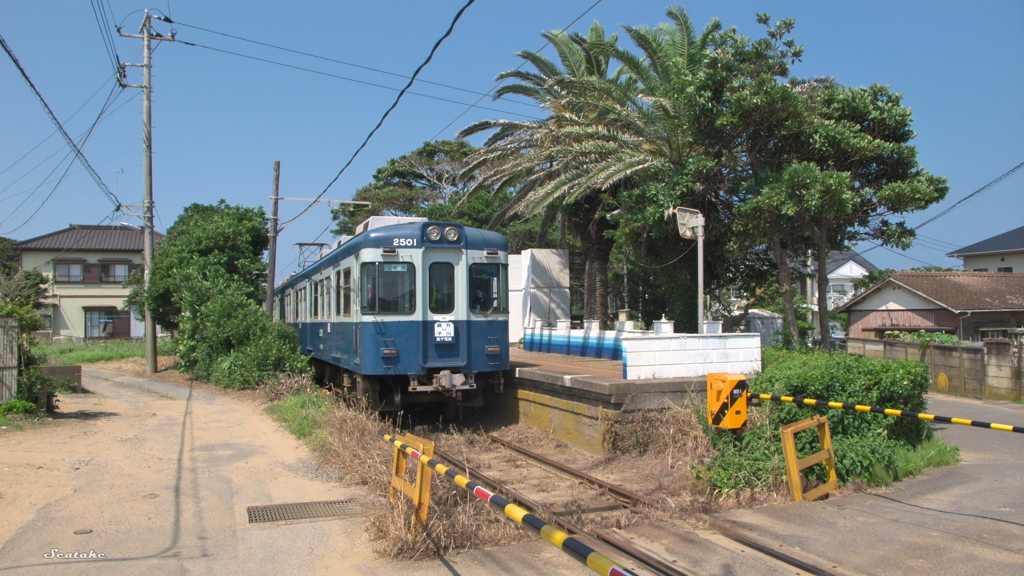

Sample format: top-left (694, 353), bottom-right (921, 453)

top-left (121, 10), bottom-right (175, 374)
top-left (265, 161), bottom-right (280, 317)
top-left (667, 207), bottom-right (706, 334)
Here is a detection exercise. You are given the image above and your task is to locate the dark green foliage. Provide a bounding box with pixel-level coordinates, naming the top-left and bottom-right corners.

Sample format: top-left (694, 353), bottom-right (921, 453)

top-left (131, 201), bottom-right (269, 331)
top-left (138, 201), bottom-right (308, 390)
top-left (698, 349), bottom-right (932, 491)
top-left (0, 237), bottom-right (19, 276)
top-left (0, 398), bottom-right (38, 415)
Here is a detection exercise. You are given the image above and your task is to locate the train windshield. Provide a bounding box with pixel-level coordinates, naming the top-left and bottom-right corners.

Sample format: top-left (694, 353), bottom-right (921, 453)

top-left (469, 263), bottom-right (508, 314)
top-left (429, 263), bottom-right (455, 314)
top-left (361, 262), bottom-right (415, 314)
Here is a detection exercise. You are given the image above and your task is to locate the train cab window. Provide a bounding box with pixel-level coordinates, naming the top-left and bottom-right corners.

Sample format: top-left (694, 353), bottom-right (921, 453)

top-left (429, 263), bottom-right (455, 314)
top-left (342, 268), bottom-right (352, 317)
top-left (469, 263), bottom-right (508, 314)
top-left (361, 262), bottom-right (415, 314)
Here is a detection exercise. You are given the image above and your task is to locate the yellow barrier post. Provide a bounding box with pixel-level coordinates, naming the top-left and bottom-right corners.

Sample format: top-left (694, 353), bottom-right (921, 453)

top-left (390, 432), bottom-right (433, 532)
top-left (780, 416), bottom-right (838, 502)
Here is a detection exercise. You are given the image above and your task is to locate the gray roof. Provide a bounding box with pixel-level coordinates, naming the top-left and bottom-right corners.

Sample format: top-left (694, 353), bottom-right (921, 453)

top-left (13, 224), bottom-right (164, 252)
top-left (839, 271), bottom-right (1024, 313)
top-left (947, 225), bottom-right (1024, 257)
top-left (825, 250), bottom-right (879, 275)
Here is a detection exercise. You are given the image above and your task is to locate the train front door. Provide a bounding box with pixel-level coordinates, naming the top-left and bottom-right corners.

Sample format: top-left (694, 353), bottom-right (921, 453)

top-left (423, 251), bottom-right (467, 370)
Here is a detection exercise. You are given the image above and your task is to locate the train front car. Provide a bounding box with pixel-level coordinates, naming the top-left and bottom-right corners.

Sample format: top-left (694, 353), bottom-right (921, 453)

top-left (278, 219), bottom-right (509, 417)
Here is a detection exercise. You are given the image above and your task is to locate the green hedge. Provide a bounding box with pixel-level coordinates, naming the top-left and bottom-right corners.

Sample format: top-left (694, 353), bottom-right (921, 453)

top-left (698, 349), bottom-right (932, 491)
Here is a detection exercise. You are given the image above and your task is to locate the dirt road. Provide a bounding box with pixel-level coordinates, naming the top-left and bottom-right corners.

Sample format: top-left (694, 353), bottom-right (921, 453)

top-left (0, 364), bottom-right (375, 575)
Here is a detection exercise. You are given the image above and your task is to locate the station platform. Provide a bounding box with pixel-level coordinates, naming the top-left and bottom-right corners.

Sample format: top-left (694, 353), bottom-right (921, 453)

top-left (504, 349), bottom-right (706, 453)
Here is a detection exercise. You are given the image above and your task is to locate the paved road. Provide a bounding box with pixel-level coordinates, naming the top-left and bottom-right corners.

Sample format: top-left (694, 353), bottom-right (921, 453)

top-left (718, 394), bottom-right (1024, 575)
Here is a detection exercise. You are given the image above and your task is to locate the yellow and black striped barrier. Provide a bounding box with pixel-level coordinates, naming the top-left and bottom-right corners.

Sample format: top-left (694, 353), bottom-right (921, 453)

top-left (381, 433), bottom-right (637, 576)
top-left (749, 393), bottom-right (1024, 434)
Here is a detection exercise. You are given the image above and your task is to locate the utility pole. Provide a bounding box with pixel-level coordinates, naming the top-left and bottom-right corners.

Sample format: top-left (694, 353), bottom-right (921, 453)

top-left (121, 10), bottom-right (175, 374)
top-left (265, 161), bottom-right (280, 317)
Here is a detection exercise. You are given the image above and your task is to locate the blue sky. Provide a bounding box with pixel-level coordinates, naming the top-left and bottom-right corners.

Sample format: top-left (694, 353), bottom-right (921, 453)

top-left (2, 1), bottom-right (1022, 284)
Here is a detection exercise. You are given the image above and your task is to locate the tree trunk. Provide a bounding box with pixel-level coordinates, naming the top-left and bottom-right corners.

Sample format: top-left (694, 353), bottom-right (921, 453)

top-left (574, 195), bottom-right (615, 322)
top-left (815, 241), bottom-right (832, 351)
top-left (771, 237), bottom-right (800, 347)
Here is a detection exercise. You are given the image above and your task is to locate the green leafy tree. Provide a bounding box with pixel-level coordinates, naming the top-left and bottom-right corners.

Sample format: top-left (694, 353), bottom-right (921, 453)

top-left (129, 201), bottom-right (304, 389)
top-left (0, 268), bottom-right (54, 409)
top-left (131, 201), bottom-right (269, 331)
top-left (331, 139), bottom-right (480, 235)
top-left (0, 237), bottom-right (19, 276)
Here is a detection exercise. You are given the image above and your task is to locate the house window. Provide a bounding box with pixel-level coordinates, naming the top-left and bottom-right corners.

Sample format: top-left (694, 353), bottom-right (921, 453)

top-left (55, 263), bottom-right (83, 282)
top-left (101, 263), bottom-right (130, 282)
top-left (827, 283), bottom-right (849, 294)
top-left (84, 309), bottom-right (130, 339)
top-left (973, 268), bottom-right (988, 272)
top-left (997, 267), bottom-right (1013, 273)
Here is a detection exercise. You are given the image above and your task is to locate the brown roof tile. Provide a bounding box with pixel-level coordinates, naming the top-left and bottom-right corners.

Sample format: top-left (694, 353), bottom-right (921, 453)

top-left (889, 271), bottom-right (1024, 312)
top-left (13, 224), bottom-right (165, 253)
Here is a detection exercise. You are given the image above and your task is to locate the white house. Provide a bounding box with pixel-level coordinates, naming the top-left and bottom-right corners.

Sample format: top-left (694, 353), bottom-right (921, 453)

top-left (946, 225), bottom-right (1024, 273)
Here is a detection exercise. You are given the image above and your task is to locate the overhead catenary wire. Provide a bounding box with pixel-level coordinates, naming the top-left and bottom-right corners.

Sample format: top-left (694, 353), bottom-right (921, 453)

top-left (0, 32), bottom-right (123, 211)
top-left (168, 18), bottom-right (537, 109)
top-left (279, 0), bottom-right (479, 232)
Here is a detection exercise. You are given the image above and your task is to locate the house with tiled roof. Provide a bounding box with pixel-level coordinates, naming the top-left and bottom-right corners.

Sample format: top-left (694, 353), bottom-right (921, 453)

top-left (946, 225), bottom-right (1024, 273)
top-left (13, 224), bottom-right (166, 340)
top-left (838, 271), bottom-right (1024, 342)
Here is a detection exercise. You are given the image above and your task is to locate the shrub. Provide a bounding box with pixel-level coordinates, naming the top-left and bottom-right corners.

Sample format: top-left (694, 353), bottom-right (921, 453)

top-left (698, 349), bottom-right (933, 491)
top-left (176, 284), bottom-right (308, 390)
top-left (0, 398), bottom-right (38, 415)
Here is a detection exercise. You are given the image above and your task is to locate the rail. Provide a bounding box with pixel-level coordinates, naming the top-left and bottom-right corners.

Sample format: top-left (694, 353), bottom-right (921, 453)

top-left (380, 432), bottom-right (640, 576)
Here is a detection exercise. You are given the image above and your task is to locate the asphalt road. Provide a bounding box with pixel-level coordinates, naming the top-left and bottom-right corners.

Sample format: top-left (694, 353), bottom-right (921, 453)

top-left (718, 394), bottom-right (1024, 575)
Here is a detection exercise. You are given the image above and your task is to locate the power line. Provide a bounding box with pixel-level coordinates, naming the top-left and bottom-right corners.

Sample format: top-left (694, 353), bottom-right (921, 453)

top-left (0, 83), bottom-right (127, 234)
top-left (169, 18), bottom-right (537, 110)
top-left (913, 160), bottom-right (1024, 231)
top-left (0, 74), bottom-right (118, 180)
top-left (176, 40), bottom-right (537, 119)
top-left (0, 33), bottom-right (123, 211)
top-left (280, 0), bottom-right (478, 232)
top-left (429, 0), bottom-right (606, 140)
top-left (90, 0), bottom-right (121, 77)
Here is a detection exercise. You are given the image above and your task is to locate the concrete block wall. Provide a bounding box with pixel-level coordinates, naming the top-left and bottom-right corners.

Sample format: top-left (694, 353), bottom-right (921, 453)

top-left (621, 333), bottom-right (761, 379)
top-left (846, 338), bottom-right (1021, 401)
top-left (523, 324), bottom-right (762, 380)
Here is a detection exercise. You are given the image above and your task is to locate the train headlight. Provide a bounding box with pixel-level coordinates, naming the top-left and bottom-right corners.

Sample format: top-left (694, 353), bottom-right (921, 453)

top-left (444, 226), bottom-right (459, 241)
top-left (426, 226), bottom-right (442, 241)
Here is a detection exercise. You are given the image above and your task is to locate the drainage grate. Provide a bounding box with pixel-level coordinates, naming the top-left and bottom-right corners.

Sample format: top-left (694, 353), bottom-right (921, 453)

top-left (246, 499), bottom-right (364, 524)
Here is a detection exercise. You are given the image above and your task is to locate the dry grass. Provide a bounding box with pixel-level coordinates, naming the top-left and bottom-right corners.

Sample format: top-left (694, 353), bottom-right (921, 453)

top-left (601, 399), bottom-right (788, 514)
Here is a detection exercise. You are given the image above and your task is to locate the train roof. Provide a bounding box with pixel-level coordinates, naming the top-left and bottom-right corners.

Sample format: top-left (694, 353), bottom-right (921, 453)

top-left (276, 221), bottom-right (507, 291)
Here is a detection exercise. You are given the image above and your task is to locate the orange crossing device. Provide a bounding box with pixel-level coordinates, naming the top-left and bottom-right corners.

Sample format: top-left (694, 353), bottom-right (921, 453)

top-left (707, 373), bottom-right (748, 429)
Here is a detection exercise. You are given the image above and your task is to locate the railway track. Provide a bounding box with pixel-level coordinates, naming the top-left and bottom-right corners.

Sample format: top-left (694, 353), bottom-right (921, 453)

top-left (433, 431), bottom-right (862, 576)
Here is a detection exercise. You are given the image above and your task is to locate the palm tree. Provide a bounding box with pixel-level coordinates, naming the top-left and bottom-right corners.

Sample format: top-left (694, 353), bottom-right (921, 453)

top-left (460, 7), bottom-right (722, 322)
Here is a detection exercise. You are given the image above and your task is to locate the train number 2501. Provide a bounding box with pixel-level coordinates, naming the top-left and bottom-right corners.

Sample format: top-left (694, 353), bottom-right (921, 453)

top-left (393, 238), bottom-right (417, 247)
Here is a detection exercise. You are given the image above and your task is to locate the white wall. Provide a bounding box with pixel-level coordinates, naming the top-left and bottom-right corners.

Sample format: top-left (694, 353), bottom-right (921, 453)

top-left (962, 253), bottom-right (1024, 273)
top-left (509, 249), bottom-right (570, 343)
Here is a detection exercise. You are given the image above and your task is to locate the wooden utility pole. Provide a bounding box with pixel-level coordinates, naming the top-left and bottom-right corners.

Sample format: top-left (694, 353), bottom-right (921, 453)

top-left (265, 161), bottom-right (280, 317)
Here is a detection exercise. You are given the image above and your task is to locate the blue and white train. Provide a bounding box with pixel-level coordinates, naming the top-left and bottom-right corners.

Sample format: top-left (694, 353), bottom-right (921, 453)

top-left (275, 217), bottom-right (509, 415)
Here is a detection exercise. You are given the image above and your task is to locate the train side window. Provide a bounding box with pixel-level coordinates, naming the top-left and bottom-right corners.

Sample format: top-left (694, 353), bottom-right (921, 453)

top-left (469, 263), bottom-right (508, 314)
top-left (312, 282), bottom-right (320, 319)
top-left (429, 263), bottom-right (455, 314)
top-left (342, 268), bottom-right (352, 317)
top-left (361, 262), bottom-right (415, 314)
